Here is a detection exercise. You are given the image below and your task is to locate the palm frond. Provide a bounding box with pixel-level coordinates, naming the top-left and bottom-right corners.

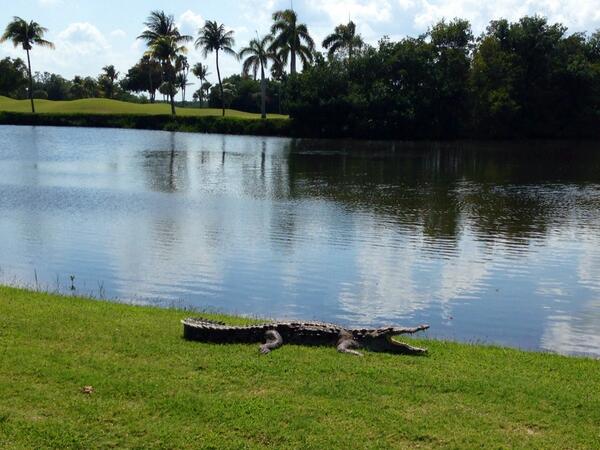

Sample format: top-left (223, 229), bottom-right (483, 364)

top-left (33, 38), bottom-right (55, 49)
top-left (242, 56), bottom-right (258, 78)
top-left (195, 20), bottom-right (236, 57)
top-left (322, 32), bottom-right (340, 49)
top-left (222, 46), bottom-right (238, 59)
top-left (1, 17), bottom-right (54, 51)
top-left (269, 9), bottom-right (314, 72)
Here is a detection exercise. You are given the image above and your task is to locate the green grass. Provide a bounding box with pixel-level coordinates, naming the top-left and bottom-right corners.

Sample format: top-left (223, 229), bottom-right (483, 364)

top-left (0, 96), bottom-right (288, 119)
top-left (0, 286), bottom-right (599, 449)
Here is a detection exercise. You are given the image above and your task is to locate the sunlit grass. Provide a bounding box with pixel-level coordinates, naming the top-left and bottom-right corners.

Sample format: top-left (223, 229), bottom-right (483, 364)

top-left (0, 286), bottom-right (598, 449)
top-left (0, 96), bottom-right (288, 119)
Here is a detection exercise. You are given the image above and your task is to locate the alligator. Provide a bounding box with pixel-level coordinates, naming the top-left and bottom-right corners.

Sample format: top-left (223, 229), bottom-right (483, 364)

top-left (182, 318), bottom-right (430, 356)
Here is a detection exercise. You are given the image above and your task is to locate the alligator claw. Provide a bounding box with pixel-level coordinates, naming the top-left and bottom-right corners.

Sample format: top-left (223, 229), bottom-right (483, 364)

top-left (259, 330), bottom-right (283, 354)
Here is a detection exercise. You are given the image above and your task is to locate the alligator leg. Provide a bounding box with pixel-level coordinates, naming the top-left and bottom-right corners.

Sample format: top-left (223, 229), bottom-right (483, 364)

top-left (337, 332), bottom-right (363, 356)
top-left (260, 330), bottom-right (283, 354)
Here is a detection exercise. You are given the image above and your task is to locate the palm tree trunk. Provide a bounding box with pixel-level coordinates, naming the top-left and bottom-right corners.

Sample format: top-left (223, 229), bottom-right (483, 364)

top-left (260, 64), bottom-right (267, 119)
top-left (290, 48), bottom-right (297, 75)
top-left (170, 93), bottom-right (176, 115)
top-left (278, 83), bottom-right (282, 115)
top-left (216, 50), bottom-right (224, 117)
top-left (148, 69), bottom-right (154, 103)
top-left (26, 49), bottom-right (35, 113)
top-left (167, 63), bottom-right (176, 116)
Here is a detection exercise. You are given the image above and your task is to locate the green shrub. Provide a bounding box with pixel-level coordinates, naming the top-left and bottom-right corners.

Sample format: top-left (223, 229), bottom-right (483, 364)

top-left (0, 111), bottom-right (293, 138)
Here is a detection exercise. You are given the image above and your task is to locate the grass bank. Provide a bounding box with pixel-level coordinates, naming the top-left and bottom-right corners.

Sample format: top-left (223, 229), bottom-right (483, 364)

top-left (1, 286), bottom-right (599, 449)
top-left (0, 96), bottom-right (288, 120)
top-left (0, 96), bottom-right (292, 138)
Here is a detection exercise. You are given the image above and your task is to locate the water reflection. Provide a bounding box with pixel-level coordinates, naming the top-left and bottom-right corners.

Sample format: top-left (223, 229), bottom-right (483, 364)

top-left (0, 126), bottom-right (599, 356)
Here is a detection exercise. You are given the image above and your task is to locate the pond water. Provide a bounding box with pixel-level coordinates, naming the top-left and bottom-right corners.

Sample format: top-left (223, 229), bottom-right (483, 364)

top-left (1, 125), bottom-right (600, 356)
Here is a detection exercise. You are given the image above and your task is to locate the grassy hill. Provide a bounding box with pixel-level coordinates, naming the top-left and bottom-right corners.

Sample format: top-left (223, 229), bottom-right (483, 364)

top-left (0, 96), bottom-right (288, 120)
top-left (0, 286), bottom-right (599, 449)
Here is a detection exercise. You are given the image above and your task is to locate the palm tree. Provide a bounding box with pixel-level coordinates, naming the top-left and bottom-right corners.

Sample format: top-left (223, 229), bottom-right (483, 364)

top-left (270, 56), bottom-right (285, 115)
top-left (175, 55), bottom-right (190, 105)
top-left (1, 17), bottom-right (54, 112)
top-left (192, 63), bottom-right (210, 86)
top-left (270, 9), bottom-right (314, 75)
top-left (140, 55), bottom-right (161, 103)
top-left (195, 21), bottom-right (236, 117)
top-left (138, 10), bottom-right (191, 115)
top-left (138, 11), bottom-right (191, 48)
top-left (201, 81), bottom-right (212, 104)
top-left (101, 65), bottom-right (119, 98)
top-left (146, 35), bottom-right (187, 114)
top-left (270, 56), bottom-right (285, 81)
top-left (175, 73), bottom-right (191, 105)
top-left (221, 81), bottom-right (236, 108)
top-left (239, 35), bottom-right (278, 119)
top-left (322, 21), bottom-right (364, 60)
top-left (191, 63), bottom-right (210, 107)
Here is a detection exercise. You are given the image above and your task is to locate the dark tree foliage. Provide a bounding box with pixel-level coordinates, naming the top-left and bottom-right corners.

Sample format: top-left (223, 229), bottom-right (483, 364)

top-left (33, 72), bottom-right (71, 100)
top-left (429, 19), bottom-right (473, 136)
top-left (286, 16), bottom-right (600, 139)
top-left (0, 57), bottom-right (28, 97)
top-left (207, 74), bottom-right (283, 114)
top-left (286, 19), bottom-right (473, 138)
top-left (121, 57), bottom-right (162, 102)
top-left (26, 70), bottom-right (140, 102)
top-left (471, 16), bottom-right (600, 137)
top-left (70, 76), bottom-right (99, 99)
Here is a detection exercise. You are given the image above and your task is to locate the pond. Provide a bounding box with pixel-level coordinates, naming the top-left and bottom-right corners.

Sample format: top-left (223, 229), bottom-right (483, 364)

top-left (1, 125), bottom-right (599, 356)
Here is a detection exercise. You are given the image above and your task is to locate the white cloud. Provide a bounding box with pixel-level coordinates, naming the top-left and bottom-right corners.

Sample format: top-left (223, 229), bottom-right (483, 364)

top-left (38, 0), bottom-right (62, 6)
top-left (240, 0), bottom-right (277, 33)
top-left (234, 26), bottom-right (249, 35)
top-left (398, 0), bottom-right (416, 9)
top-left (57, 22), bottom-right (110, 56)
top-left (3, 21), bottom-right (136, 80)
top-left (403, 0), bottom-right (600, 33)
top-left (307, 0), bottom-right (394, 23)
top-left (110, 29), bottom-right (127, 39)
top-left (130, 37), bottom-right (144, 52)
top-left (178, 10), bottom-right (205, 37)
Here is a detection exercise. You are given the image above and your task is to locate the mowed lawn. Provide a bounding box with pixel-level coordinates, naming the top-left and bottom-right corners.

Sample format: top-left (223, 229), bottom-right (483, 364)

top-left (0, 286), bottom-right (599, 449)
top-left (0, 96), bottom-right (288, 119)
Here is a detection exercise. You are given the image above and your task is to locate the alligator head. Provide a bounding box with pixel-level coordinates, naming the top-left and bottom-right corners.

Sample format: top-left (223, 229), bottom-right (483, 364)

top-left (353, 325), bottom-right (430, 355)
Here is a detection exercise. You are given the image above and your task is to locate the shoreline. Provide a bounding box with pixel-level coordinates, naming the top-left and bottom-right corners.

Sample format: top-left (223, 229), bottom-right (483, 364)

top-left (0, 111), bottom-right (294, 138)
top-left (2, 282), bottom-right (595, 360)
top-left (1, 285), bottom-right (599, 447)
top-left (4, 111), bottom-right (600, 141)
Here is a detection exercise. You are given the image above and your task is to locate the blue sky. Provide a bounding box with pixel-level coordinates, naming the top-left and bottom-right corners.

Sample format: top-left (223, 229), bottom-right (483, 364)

top-left (2, 0), bottom-right (600, 94)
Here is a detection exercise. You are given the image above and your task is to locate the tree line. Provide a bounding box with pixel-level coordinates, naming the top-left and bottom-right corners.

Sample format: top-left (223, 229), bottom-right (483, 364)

top-left (289, 16), bottom-right (600, 138)
top-left (0, 59), bottom-right (131, 102)
top-left (0, 10), bottom-right (315, 118)
top-left (2, 12), bottom-right (600, 138)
